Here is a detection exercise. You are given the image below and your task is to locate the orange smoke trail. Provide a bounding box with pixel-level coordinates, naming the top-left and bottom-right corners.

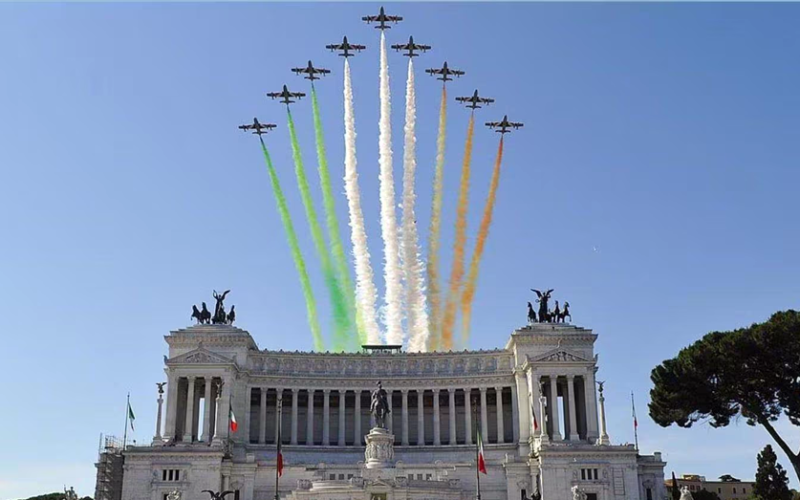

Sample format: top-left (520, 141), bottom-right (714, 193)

top-left (441, 113), bottom-right (475, 349)
top-left (460, 136), bottom-right (504, 345)
top-left (426, 85), bottom-right (447, 351)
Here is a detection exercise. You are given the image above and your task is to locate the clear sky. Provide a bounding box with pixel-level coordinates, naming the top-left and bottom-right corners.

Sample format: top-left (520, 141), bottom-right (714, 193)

top-left (1, 3), bottom-right (799, 498)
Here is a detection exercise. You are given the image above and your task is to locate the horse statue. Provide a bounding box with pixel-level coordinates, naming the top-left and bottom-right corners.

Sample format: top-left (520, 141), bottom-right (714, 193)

top-left (553, 301), bottom-right (561, 322)
top-left (531, 289), bottom-right (554, 323)
top-left (370, 381), bottom-right (391, 429)
top-left (527, 302), bottom-right (537, 325)
top-left (200, 302), bottom-right (212, 324)
top-left (227, 305), bottom-right (236, 325)
top-left (191, 305), bottom-right (203, 324)
top-left (557, 302), bottom-right (572, 323)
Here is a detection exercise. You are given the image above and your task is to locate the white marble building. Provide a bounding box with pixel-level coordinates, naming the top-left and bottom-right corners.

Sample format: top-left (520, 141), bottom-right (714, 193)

top-left (118, 322), bottom-right (667, 500)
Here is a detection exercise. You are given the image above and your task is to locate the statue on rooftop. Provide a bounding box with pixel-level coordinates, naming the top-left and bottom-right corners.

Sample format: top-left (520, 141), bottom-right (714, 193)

top-left (212, 290), bottom-right (230, 324)
top-left (370, 381), bottom-right (391, 429)
top-left (531, 289), bottom-right (554, 323)
top-left (527, 302), bottom-right (536, 325)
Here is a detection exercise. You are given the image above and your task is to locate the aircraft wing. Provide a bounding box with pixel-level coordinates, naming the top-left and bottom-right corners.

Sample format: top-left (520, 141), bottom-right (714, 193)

top-left (485, 122), bottom-right (501, 128)
top-left (325, 43), bottom-right (342, 51)
top-left (266, 92), bottom-right (281, 98)
top-left (425, 68), bottom-right (442, 74)
top-left (385, 15), bottom-right (403, 22)
top-left (291, 67), bottom-right (304, 74)
top-left (291, 92), bottom-right (306, 98)
top-left (511, 123), bottom-right (523, 129)
top-left (238, 124), bottom-right (253, 130)
top-left (480, 97), bottom-right (495, 104)
top-left (417, 44), bottom-right (432, 51)
top-left (351, 43), bottom-right (366, 50)
top-left (318, 68), bottom-right (331, 74)
top-left (455, 96), bottom-right (470, 102)
top-left (362, 15), bottom-right (378, 22)
top-left (452, 69), bottom-right (465, 76)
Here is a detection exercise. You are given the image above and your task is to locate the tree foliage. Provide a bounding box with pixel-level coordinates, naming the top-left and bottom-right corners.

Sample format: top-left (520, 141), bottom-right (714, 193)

top-left (753, 444), bottom-right (792, 500)
top-left (691, 490), bottom-right (720, 500)
top-left (649, 310), bottom-right (800, 478)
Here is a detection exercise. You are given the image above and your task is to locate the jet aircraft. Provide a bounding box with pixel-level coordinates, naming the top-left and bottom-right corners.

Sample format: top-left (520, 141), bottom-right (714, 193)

top-left (362, 6), bottom-right (403, 30)
top-left (390, 36), bottom-right (431, 58)
top-left (325, 36), bottom-right (366, 58)
top-left (238, 117), bottom-right (277, 136)
top-left (267, 85), bottom-right (306, 105)
top-left (425, 61), bottom-right (465, 82)
top-left (291, 60), bottom-right (331, 81)
top-left (485, 115), bottom-right (523, 134)
top-left (455, 90), bottom-right (495, 109)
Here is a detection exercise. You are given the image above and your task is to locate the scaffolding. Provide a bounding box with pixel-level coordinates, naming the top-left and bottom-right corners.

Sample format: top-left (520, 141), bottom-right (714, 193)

top-left (94, 434), bottom-right (124, 500)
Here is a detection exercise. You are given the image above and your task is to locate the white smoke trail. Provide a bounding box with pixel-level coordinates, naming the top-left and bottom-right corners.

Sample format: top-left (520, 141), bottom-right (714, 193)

top-left (401, 59), bottom-right (429, 352)
top-left (343, 59), bottom-right (382, 344)
top-left (378, 31), bottom-right (403, 345)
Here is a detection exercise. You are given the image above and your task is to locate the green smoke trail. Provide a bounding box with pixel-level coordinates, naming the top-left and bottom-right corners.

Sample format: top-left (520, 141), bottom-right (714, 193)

top-left (286, 108), bottom-right (352, 352)
top-left (259, 138), bottom-right (324, 351)
top-left (311, 85), bottom-right (362, 348)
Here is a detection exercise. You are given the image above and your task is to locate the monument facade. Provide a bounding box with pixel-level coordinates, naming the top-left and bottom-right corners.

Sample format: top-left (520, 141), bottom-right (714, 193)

top-left (114, 321), bottom-right (666, 500)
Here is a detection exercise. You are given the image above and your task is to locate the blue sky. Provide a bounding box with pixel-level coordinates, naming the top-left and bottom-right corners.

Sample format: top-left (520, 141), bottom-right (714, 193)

top-left (1, 3), bottom-right (799, 498)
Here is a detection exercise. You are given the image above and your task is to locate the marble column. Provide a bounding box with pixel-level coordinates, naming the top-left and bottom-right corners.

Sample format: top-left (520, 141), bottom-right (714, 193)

top-left (567, 376), bottom-right (580, 441)
top-left (495, 387), bottom-right (504, 444)
top-left (202, 379), bottom-right (213, 443)
top-left (387, 389), bottom-right (394, 433)
top-left (259, 388), bottom-right (268, 444)
top-left (480, 388), bottom-right (489, 442)
top-left (291, 389), bottom-right (299, 445)
top-left (464, 389), bottom-right (473, 445)
top-left (526, 370), bottom-right (540, 439)
top-left (306, 390), bottom-right (315, 445)
top-left (354, 390), bottom-right (362, 445)
top-left (164, 372), bottom-right (178, 441)
top-left (275, 389), bottom-right (283, 444)
top-left (322, 389), bottom-right (331, 446)
top-left (510, 381), bottom-right (520, 445)
top-left (417, 390), bottom-right (425, 446)
top-left (549, 377), bottom-right (562, 441)
top-left (338, 390), bottom-right (346, 446)
top-left (401, 390), bottom-right (409, 445)
top-left (598, 385), bottom-right (610, 445)
top-left (514, 370), bottom-right (529, 445)
top-left (448, 389), bottom-right (457, 445)
top-left (433, 389), bottom-right (441, 446)
top-left (241, 386), bottom-right (252, 444)
top-left (154, 387), bottom-right (164, 443)
top-left (183, 376), bottom-right (196, 442)
top-left (584, 370), bottom-right (600, 441)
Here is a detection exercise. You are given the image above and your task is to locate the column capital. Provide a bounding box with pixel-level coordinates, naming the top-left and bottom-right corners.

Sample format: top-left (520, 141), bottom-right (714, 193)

top-left (567, 374), bottom-right (575, 381)
top-left (187, 375), bottom-right (197, 381)
top-left (480, 387), bottom-right (488, 394)
top-left (448, 387), bottom-right (456, 394)
top-left (495, 386), bottom-right (503, 392)
top-left (432, 388), bottom-right (440, 394)
top-left (323, 388), bottom-right (331, 394)
top-left (401, 389), bottom-right (409, 394)
top-left (292, 388), bottom-right (300, 394)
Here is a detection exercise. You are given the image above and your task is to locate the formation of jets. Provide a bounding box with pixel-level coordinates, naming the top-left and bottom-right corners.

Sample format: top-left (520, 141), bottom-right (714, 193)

top-left (485, 115), bottom-right (523, 134)
top-left (390, 36), bottom-right (431, 58)
top-left (325, 36), bottom-right (366, 58)
top-left (456, 90), bottom-right (495, 110)
top-left (291, 60), bottom-right (331, 81)
top-left (238, 117), bottom-right (276, 136)
top-left (246, 7), bottom-right (523, 136)
top-left (267, 85), bottom-right (306, 105)
top-left (425, 61), bottom-right (465, 82)
top-left (362, 6), bottom-right (403, 30)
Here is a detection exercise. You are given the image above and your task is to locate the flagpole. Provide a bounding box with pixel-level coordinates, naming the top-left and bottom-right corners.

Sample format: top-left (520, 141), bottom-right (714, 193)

top-left (123, 392), bottom-right (130, 450)
top-left (473, 397), bottom-right (481, 500)
top-left (631, 391), bottom-right (639, 451)
top-left (275, 398), bottom-right (283, 500)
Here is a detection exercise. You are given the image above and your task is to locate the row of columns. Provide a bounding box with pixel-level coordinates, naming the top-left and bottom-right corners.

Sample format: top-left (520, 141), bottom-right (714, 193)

top-left (162, 375), bottom-right (230, 444)
top-left (524, 371), bottom-right (598, 443)
top-left (246, 387), bottom-right (514, 446)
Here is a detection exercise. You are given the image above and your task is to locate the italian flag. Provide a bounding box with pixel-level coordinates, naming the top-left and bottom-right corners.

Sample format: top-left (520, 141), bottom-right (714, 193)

top-left (229, 406), bottom-right (238, 433)
top-left (477, 426), bottom-right (487, 474)
top-left (127, 402), bottom-right (136, 431)
top-left (532, 410), bottom-right (539, 433)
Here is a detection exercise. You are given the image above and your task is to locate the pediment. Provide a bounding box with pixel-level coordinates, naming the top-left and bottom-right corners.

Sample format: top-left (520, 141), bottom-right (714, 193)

top-left (166, 347), bottom-right (233, 365)
top-left (528, 347), bottom-right (589, 363)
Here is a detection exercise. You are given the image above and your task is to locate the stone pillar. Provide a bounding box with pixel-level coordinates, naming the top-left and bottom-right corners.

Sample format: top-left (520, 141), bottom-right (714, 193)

top-left (495, 387), bottom-right (505, 444)
top-left (202, 379), bottom-right (213, 442)
top-left (354, 390), bottom-right (362, 445)
top-left (527, 370), bottom-right (540, 438)
top-left (584, 370), bottom-right (600, 441)
top-left (538, 386), bottom-right (549, 444)
top-left (567, 376), bottom-right (580, 441)
top-left (338, 390), bottom-right (346, 446)
top-left (464, 389), bottom-right (473, 445)
top-left (183, 376), bottom-right (196, 442)
top-left (549, 377), bottom-right (562, 441)
top-left (448, 389), bottom-right (457, 445)
top-left (417, 390), bottom-right (425, 446)
top-left (306, 389), bottom-right (315, 445)
top-left (153, 386), bottom-right (164, 444)
top-left (432, 389), bottom-right (441, 445)
top-left (514, 370), bottom-right (528, 446)
top-left (387, 389), bottom-right (394, 433)
top-left (322, 389), bottom-right (331, 446)
top-left (291, 389), bottom-right (299, 445)
top-left (164, 373), bottom-right (179, 441)
top-left (193, 381), bottom-right (202, 441)
top-left (401, 390), bottom-right (409, 445)
top-left (598, 385), bottom-right (610, 445)
top-left (259, 388), bottom-right (268, 444)
top-left (480, 388), bottom-right (489, 441)
top-left (275, 389), bottom-right (283, 444)
top-left (213, 376), bottom-right (231, 445)
top-left (242, 386), bottom-right (252, 444)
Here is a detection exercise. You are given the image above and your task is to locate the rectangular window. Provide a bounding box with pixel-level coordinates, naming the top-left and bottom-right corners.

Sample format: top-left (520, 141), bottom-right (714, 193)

top-left (581, 470), bottom-right (586, 480)
top-left (163, 470), bottom-right (168, 481)
top-left (175, 470), bottom-right (179, 481)
top-left (338, 474), bottom-right (345, 480)
top-left (646, 488), bottom-right (652, 500)
top-left (594, 469), bottom-right (599, 480)
top-left (348, 474), bottom-right (353, 479)
top-left (329, 474), bottom-right (336, 480)
top-left (733, 488), bottom-right (737, 494)
top-left (426, 474), bottom-right (432, 480)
